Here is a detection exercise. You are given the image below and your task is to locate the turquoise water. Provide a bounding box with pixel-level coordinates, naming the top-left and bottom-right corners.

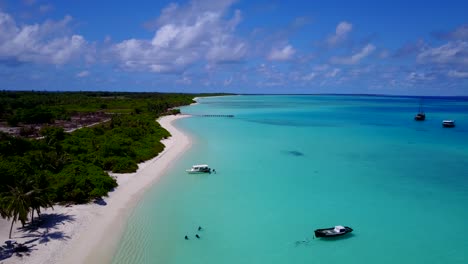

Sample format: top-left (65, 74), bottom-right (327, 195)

top-left (113, 95), bottom-right (468, 264)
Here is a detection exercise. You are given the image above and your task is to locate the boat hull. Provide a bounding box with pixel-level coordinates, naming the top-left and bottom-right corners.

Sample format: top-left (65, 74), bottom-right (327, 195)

top-left (186, 164), bottom-right (211, 174)
top-left (314, 226), bottom-right (353, 238)
top-left (414, 113), bottom-right (425, 121)
top-left (186, 170), bottom-right (211, 174)
top-left (442, 120), bottom-right (455, 128)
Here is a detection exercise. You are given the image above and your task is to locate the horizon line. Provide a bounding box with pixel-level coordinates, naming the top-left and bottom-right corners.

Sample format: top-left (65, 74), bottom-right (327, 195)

top-left (2, 90), bottom-right (468, 98)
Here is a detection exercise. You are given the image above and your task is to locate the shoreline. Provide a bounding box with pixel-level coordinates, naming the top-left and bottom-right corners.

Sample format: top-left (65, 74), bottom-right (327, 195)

top-left (0, 114), bottom-right (192, 264)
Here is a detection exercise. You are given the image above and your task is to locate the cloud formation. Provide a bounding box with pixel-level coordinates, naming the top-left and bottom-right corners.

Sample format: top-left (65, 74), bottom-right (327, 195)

top-left (0, 12), bottom-right (88, 66)
top-left (111, 0), bottom-right (246, 74)
top-left (448, 70), bottom-right (468, 78)
top-left (76, 70), bottom-right (90, 78)
top-left (433, 24), bottom-right (468, 41)
top-left (327, 21), bottom-right (352, 47)
top-left (325, 68), bottom-right (341, 78)
top-left (407, 72), bottom-right (435, 82)
top-left (393, 39), bottom-right (426, 58)
top-left (330, 44), bottom-right (376, 64)
top-left (267, 44), bottom-right (296, 61)
top-left (1, 2), bottom-right (467, 94)
top-left (417, 41), bottom-right (468, 66)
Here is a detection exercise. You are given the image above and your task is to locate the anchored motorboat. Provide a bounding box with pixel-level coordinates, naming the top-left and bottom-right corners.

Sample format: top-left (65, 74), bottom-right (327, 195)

top-left (186, 164), bottom-right (211, 174)
top-left (314, 225), bottom-right (353, 238)
top-left (442, 120), bottom-right (455, 128)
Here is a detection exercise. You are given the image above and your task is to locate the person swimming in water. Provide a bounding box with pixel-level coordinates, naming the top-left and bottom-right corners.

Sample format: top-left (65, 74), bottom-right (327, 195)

top-left (185, 235), bottom-right (189, 240)
top-left (196, 234), bottom-right (200, 239)
top-left (198, 226), bottom-right (203, 231)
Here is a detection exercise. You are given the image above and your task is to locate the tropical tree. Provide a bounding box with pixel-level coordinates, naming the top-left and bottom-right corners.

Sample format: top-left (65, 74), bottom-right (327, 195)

top-left (2, 186), bottom-right (30, 239)
top-left (1, 178), bottom-right (54, 238)
top-left (22, 177), bottom-right (54, 223)
top-left (0, 199), bottom-right (10, 220)
top-left (29, 187), bottom-right (54, 223)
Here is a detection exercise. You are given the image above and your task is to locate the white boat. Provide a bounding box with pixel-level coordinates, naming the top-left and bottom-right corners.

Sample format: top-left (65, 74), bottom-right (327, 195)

top-left (442, 120), bottom-right (455, 128)
top-left (186, 164), bottom-right (211, 174)
top-left (314, 225), bottom-right (353, 238)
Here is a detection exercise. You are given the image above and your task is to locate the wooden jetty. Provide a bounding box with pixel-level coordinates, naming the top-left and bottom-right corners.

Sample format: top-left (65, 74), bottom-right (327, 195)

top-left (193, 114), bottom-right (235, 118)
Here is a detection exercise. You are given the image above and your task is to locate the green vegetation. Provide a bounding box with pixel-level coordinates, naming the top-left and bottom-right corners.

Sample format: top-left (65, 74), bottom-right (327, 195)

top-left (0, 91), bottom-right (229, 232)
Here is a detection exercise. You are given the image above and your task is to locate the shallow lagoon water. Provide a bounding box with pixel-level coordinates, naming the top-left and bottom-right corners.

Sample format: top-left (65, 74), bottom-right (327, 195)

top-left (113, 95), bottom-right (468, 264)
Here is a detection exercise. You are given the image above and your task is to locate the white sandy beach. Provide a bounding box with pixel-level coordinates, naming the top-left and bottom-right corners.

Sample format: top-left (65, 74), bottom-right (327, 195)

top-left (0, 114), bottom-right (192, 264)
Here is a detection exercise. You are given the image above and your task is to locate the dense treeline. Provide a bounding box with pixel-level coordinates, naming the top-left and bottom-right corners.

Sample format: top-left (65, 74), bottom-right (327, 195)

top-left (0, 91), bottom-right (202, 125)
top-left (0, 91), bottom-right (229, 237)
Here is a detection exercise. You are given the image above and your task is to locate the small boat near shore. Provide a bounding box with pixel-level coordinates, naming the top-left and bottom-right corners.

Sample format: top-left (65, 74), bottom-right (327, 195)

top-left (442, 120), bottom-right (455, 128)
top-left (314, 225), bottom-right (353, 238)
top-left (186, 164), bottom-right (211, 174)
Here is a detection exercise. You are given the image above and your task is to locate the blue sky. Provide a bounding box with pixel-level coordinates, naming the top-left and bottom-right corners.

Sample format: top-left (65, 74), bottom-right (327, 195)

top-left (0, 0), bottom-right (467, 95)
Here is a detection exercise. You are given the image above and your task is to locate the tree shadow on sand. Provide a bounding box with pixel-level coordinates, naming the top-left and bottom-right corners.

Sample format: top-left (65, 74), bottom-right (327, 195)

top-left (0, 241), bottom-right (37, 260)
top-left (0, 213), bottom-right (74, 261)
top-left (22, 213), bottom-right (75, 231)
top-left (94, 197), bottom-right (107, 206)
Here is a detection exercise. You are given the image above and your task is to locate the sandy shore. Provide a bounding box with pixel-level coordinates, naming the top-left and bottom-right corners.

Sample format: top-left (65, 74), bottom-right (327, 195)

top-left (0, 114), bottom-right (192, 264)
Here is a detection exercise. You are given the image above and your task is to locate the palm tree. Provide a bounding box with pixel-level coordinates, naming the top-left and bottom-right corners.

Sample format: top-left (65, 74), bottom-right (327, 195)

top-left (0, 198), bottom-right (11, 220)
top-left (29, 186), bottom-right (54, 223)
top-left (3, 186), bottom-right (30, 239)
top-left (18, 177), bottom-right (54, 224)
top-left (1, 177), bottom-right (55, 238)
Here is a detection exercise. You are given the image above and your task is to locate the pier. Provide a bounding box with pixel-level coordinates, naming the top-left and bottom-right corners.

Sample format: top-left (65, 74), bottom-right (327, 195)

top-left (193, 114), bottom-right (235, 118)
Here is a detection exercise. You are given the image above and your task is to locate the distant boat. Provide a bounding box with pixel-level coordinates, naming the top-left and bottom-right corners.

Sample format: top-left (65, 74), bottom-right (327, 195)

top-left (414, 99), bottom-right (426, 121)
top-left (442, 120), bottom-right (455, 128)
top-left (186, 164), bottom-right (211, 174)
top-left (314, 225), bottom-right (353, 238)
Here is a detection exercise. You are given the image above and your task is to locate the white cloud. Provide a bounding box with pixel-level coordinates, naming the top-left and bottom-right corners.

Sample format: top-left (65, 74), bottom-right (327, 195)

top-left (256, 63), bottom-right (286, 86)
top-left (176, 75), bottom-right (192, 85)
top-left (0, 12), bottom-right (88, 65)
top-left (150, 64), bottom-right (172, 73)
top-left (302, 72), bottom-right (317, 81)
top-left (151, 11), bottom-right (220, 50)
top-left (434, 24), bottom-right (468, 41)
top-left (313, 64), bottom-right (330, 71)
top-left (327, 21), bottom-right (352, 46)
top-left (417, 41), bottom-right (468, 66)
top-left (76, 70), bottom-right (90, 78)
top-left (407, 72), bottom-right (435, 82)
top-left (325, 68), bottom-right (341, 78)
top-left (111, 0), bottom-right (246, 73)
top-left (448, 25), bottom-right (468, 40)
top-left (394, 39), bottom-right (426, 58)
top-left (448, 70), bottom-right (468, 78)
top-left (205, 34), bottom-right (247, 62)
top-left (151, 24), bottom-right (181, 48)
top-left (330, 44), bottom-right (376, 65)
top-left (267, 44), bottom-right (296, 61)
